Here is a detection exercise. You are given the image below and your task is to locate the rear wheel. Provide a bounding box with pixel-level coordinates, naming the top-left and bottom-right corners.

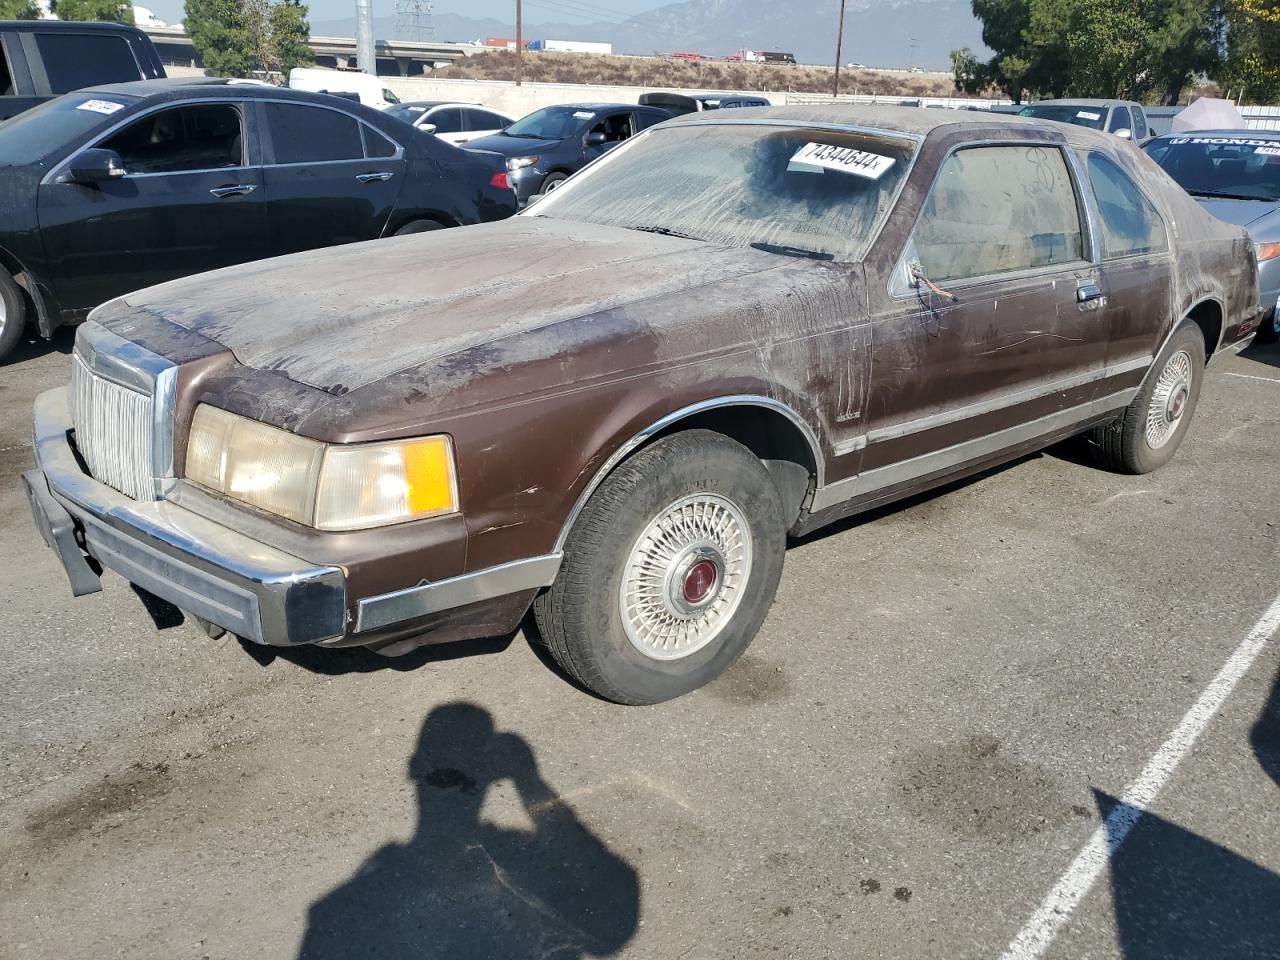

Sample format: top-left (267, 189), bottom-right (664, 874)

top-left (0, 271), bottom-right (27, 364)
top-left (533, 430), bottom-right (786, 705)
top-left (1090, 319), bottom-right (1205, 473)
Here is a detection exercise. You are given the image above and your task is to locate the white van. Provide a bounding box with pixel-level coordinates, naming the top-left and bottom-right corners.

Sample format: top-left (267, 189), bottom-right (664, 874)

top-left (287, 68), bottom-right (401, 111)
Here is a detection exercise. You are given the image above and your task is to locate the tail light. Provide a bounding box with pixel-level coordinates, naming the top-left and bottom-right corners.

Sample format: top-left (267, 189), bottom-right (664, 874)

top-left (490, 171), bottom-right (512, 190)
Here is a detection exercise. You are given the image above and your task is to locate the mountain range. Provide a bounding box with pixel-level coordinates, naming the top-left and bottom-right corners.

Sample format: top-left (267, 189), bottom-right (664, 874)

top-left (310, 0), bottom-right (987, 70)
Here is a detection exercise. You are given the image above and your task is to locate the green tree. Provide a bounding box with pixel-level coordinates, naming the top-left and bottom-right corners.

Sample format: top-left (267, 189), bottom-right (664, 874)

top-left (53, 0), bottom-right (132, 22)
top-left (267, 0), bottom-right (311, 73)
top-left (1064, 0), bottom-right (1148, 97)
top-left (0, 0), bottom-right (40, 17)
top-left (185, 0), bottom-right (310, 77)
top-left (1221, 0), bottom-right (1280, 102)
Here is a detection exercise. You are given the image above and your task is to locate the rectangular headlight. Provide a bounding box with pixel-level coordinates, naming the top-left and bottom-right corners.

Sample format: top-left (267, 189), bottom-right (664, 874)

top-left (185, 405), bottom-right (458, 530)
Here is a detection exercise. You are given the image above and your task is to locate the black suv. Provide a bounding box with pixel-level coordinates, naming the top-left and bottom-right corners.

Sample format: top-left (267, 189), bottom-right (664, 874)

top-left (0, 20), bottom-right (165, 122)
top-left (0, 78), bottom-right (517, 361)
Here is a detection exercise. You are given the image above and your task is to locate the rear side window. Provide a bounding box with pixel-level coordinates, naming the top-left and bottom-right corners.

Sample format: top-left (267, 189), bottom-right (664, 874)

top-left (1086, 153), bottom-right (1168, 258)
top-left (362, 123), bottom-right (397, 158)
top-left (634, 109), bottom-right (667, 131)
top-left (1108, 106), bottom-right (1133, 134)
top-left (35, 33), bottom-right (141, 94)
top-left (100, 103), bottom-right (243, 174)
top-left (911, 145), bottom-right (1083, 282)
top-left (0, 39), bottom-right (14, 96)
top-left (265, 103), bottom-right (363, 163)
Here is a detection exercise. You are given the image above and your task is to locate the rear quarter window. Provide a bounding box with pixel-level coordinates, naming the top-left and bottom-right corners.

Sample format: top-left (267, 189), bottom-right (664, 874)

top-left (1086, 152), bottom-right (1168, 258)
top-left (35, 33), bottom-right (142, 94)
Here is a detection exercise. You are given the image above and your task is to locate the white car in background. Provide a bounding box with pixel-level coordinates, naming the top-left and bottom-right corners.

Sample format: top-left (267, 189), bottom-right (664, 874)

top-left (384, 101), bottom-right (517, 145)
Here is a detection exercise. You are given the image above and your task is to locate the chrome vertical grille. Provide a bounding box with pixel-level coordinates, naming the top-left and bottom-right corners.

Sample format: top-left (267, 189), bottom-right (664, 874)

top-left (70, 354), bottom-right (156, 501)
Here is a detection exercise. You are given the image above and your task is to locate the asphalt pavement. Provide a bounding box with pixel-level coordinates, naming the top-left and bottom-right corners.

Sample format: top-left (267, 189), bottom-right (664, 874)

top-left (1, 329), bottom-right (1277, 960)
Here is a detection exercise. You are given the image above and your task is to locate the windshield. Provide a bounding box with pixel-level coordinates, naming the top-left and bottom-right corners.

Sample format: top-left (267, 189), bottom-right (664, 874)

top-left (1144, 136), bottom-right (1280, 201)
top-left (529, 123), bottom-right (917, 262)
top-left (0, 92), bottom-right (139, 165)
top-left (1019, 104), bottom-right (1107, 130)
top-left (385, 104), bottom-right (428, 125)
top-left (503, 106), bottom-right (596, 140)
top-left (381, 88), bottom-right (401, 105)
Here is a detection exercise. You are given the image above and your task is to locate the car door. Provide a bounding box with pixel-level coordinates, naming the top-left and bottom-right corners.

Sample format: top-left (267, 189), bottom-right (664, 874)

top-left (36, 98), bottom-right (267, 314)
top-left (1081, 151), bottom-right (1176, 376)
top-left (855, 142), bottom-right (1107, 499)
top-left (258, 100), bottom-right (405, 258)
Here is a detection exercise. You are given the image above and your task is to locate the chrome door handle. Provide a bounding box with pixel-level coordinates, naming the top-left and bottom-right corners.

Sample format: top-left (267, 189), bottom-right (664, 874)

top-left (209, 184), bottom-right (257, 198)
top-left (1077, 283), bottom-right (1103, 303)
top-left (356, 171), bottom-right (393, 183)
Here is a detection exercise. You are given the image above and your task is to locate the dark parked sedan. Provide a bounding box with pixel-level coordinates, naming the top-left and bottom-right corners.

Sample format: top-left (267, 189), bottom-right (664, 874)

top-left (0, 78), bottom-right (517, 361)
top-left (26, 107), bottom-right (1261, 705)
top-left (462, 102), bottom-right (671, 203)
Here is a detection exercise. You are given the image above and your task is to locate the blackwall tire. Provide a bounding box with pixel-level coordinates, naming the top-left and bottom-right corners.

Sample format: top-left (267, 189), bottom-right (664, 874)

top-left (1090, 320), bottom-right (1205, 474)
top-left (533, 429), bottom-right (787, 705)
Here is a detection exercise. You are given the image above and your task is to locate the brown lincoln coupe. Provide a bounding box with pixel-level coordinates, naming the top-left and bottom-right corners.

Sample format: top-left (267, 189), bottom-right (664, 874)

top-left (25, 106), bottom-right (1263, 704)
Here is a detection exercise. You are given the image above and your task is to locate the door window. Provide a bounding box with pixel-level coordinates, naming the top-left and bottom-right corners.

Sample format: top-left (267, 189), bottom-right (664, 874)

top-left (592, 112), bottom-right (633, 143)
top-left (1085, 153), bottom-right (1168, 258)
top-left (0, 41), bottom-right (13, 96)
top-left (426, 107), bottom-right (464, 133)
top-left (100, 103), bottom-right (244, 174)
top-left (1108, 106), bottom-right (1133, 135)
top-left (35, 33), bottom-right (141, 94)
top-left (265, 103), bottom-right (363, 163)
top-left (910, 145), bottom-right (1084, 283)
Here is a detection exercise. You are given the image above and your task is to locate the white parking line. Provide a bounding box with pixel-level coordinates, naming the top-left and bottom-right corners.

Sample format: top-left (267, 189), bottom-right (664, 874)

top-left (1225, 371), bottom-right (1280, 383)
top-left (999, 594), bottom-right (1280, 960)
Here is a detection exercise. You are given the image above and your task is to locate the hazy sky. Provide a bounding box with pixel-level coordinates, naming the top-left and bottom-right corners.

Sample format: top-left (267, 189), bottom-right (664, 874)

top-left (141, 0), bottom-right (670, 28)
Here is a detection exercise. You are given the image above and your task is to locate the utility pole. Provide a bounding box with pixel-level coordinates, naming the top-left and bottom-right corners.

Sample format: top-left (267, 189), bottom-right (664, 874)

top-left (832, 0), bottom-right (847, 98)
top-left (515, 0), bottom-right (523, 86)
top-left (356, 0), bottom-right (375, 76)
top-left (907, 36), bottom-right (918, 71)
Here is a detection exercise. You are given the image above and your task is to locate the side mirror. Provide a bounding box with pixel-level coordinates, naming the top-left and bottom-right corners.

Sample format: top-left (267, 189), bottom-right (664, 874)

top-left (62, 148), bottom-right (125, 184)
top-left (1114, 128), bottom-right (1132, 140)
top-left (585, 131), bottom-right (607, 146)
top-left (418, 122), bottom-right (438, 134)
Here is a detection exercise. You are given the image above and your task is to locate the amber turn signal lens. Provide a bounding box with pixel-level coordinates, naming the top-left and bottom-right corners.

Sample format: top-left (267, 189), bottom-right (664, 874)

top-left (1256, 242), bottom-right (1280, 263)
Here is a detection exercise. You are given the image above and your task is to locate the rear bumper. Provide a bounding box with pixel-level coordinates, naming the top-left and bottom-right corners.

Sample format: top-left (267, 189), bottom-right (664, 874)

top-left (29, 386), bottom-right (348, 645)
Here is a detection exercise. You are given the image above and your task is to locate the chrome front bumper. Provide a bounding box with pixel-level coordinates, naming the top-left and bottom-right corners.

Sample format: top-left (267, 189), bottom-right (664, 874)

top-left (27, 387), bottom-right (348, 645)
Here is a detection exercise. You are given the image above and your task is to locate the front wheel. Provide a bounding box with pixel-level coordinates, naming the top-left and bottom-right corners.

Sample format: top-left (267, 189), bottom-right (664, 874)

top-left (1090, 319), bottom-right (1205, 473)
top-left (533, 430), bottom-right (786, 705)
top-left (540, 172), bottom-right (569, 193)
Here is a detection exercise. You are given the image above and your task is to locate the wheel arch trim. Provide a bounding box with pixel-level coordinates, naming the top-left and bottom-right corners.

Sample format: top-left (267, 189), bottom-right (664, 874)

top-left (551, 395), bottom-right (825, 554)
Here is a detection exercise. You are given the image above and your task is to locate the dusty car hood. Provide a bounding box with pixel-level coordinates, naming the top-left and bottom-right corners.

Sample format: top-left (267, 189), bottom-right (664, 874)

top-left (1195, 196), bottom-right (1280, 232)
top-left (91, 217), bottom-right (783, 395)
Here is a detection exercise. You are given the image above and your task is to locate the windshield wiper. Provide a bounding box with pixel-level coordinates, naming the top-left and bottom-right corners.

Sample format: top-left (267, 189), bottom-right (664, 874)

top-left (1188, 189), bottom-right (1268, 202)
top-left (750, 241), bottom-right (834, 261)
top-left (627, 225), bottom-right (706, 241)
top-left (502, 131), bottom-right (539, 138)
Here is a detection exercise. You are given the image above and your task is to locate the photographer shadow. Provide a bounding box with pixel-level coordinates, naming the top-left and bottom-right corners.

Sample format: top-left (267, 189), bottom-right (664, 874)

top-left (297, 703), bottom-right (639, 960)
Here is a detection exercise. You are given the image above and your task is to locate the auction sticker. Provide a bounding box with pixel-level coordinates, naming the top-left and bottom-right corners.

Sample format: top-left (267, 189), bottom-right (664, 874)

top-left (1255, 145), bottom-right (1280, 156)
top-left (1076, 110), bottom-right (1102, 120)
top-left (76, 99), bottom-right (125, 115)
top-left (573, 111), bottom-right (595, 119)
top-left (790, 142), bottom-right (895, 179)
